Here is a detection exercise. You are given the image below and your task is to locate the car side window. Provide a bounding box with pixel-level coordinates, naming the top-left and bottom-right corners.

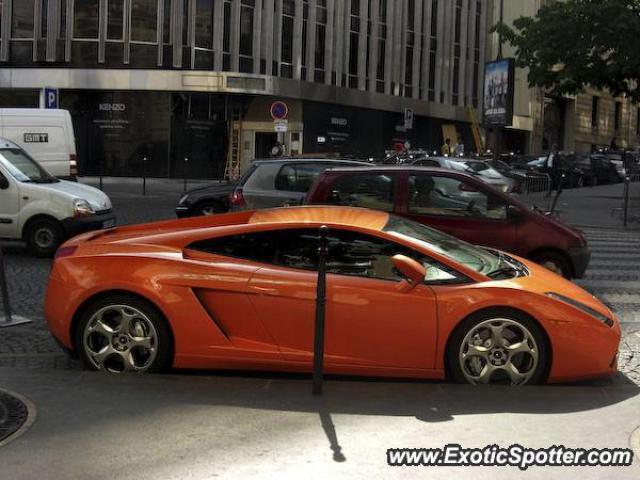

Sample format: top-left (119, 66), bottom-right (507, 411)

top-left (275, 164), bottom-right (330, 192)
top-left (326, 174), bottom-right (395, 212)
top-left (188, 228), bottom-right (463, 284)
top-left (408, 175), bottom-right (508, 220)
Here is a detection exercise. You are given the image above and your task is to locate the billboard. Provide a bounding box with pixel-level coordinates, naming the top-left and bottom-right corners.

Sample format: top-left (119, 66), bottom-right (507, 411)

top-left (483, 58), bottom-right (515, 127)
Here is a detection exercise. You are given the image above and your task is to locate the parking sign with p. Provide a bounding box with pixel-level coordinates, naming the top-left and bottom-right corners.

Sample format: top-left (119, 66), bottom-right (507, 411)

top-left (44, 88), bottom-right (59, 109)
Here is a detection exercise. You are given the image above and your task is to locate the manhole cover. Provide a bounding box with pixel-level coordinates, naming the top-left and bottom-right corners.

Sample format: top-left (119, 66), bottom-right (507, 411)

top-left (0, 390), bottom-right (30, 443)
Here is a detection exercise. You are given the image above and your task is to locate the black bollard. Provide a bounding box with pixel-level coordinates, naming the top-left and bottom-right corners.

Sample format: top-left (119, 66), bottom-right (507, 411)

top-left (184, 157), bottom-right (188, 193)
top-left (0, 244), bottom-right (12, 322)
top-left (312, 226), bottom-right (330, 395)
top-left (142, 156), bottom-right (147, 196)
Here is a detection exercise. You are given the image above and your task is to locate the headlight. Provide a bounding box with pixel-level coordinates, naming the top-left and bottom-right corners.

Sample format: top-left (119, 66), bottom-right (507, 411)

top-left (178, 194), bottom-right (189, 205)
top-left (73, 198), bottom-right (94, 217)
top-left (545, 292), bottom-right (614, 326)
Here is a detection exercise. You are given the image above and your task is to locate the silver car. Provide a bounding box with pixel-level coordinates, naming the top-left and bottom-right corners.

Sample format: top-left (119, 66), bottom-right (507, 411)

top-left (230, 158), bottom-right (367, 210)
top-left (412, 156), bottom-right (518, 193)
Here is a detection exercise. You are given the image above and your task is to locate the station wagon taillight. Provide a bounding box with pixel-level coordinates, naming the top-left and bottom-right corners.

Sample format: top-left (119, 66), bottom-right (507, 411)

top-left (70, 154), bottom-right (78, 176)
top-left (230, 188), bottom-right (246, 207)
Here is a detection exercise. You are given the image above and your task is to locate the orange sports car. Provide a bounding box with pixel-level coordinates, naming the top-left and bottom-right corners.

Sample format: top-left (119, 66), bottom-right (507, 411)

top-left (45, 206), bottom-right (620, 385)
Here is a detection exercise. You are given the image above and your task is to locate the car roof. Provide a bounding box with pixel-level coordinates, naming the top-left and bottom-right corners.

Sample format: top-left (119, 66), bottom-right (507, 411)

top-left (316, 165), bottom-right (472, 176)
top-left (248, 206), bottom-right (390, 231)
top-left (252, 158), bottom-right (368, 166)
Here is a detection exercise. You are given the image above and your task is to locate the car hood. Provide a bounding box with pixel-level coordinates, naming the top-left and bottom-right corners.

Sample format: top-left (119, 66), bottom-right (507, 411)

top-left (507, 257), bottom-right (613, 320)
top-left (28, 180), bottom-right (112, 211)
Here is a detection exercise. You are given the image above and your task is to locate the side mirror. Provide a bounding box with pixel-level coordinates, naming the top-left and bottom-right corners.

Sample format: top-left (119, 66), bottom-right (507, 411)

top-left (0, 174), bottom-right (9, 190)
top-left (392, 255), bottom-right (426, 291)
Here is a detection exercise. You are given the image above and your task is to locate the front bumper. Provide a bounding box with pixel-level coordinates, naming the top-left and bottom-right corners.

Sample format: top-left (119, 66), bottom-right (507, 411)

top-left (61, 211), bottom-right (116, 238)
top-left (568, 246), bottom-right (591, 278)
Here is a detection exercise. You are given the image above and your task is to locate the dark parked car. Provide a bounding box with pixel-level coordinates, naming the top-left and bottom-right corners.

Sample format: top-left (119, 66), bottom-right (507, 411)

top-left (515, 154), bottom-right (587, 189)
top-left (305, 166), bottom-right (590, 278)
top-left (175, 181), bottom-right (236, 217)
top-left (571, 154), bottom-right (620, 186)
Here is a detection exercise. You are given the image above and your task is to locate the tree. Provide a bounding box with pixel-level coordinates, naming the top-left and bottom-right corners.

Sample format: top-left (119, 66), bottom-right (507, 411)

top-left (495, 0), bottom-right (640, 101)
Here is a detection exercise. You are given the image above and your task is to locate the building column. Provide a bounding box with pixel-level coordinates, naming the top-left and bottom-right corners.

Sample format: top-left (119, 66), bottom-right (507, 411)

top-left (213, 0), bottom-right (224, 70)
top-left (307, 0), bottom-right (317, 77)
top-left (252, 0), bottom-right (263, 74)
top-left (230, 0), bottom-right (240, 72)
top-left (324, 0), bottom-right (335, 85)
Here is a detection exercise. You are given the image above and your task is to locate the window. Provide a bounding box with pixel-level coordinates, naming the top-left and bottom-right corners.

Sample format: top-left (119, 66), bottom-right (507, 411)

top-left (408, 175), bottom-right (508, 220)
top-left (130, 0), bottom-right (158, 42)
top-left (375, 0), bottom-right (387, 93)
top-left (239, 0), bottom-right (255, 72)
top-left (472, 1), bottom-right (482, 107)
top-left (314, 0), bottom-right (327, 82)
top-left (107, 0), bottom-right (125, 40)
top-left (452, 0), bottom-right (462, 105)
top-left (11, 0), bottom-right (35, 39)
top-left (188, 228), bottom-right (461, 283)
top-left (275, 164), bottom-right (334, 193)
top-left (348, 0), bottom-right (360, 88)
top-left (281, 0), bottom-right (295, 78)
top-left (591, 96), bottom-right (599, 129)
top-left (428, 0), bottom-right (438, 102)
top-left (222, 0), bottom-right (231, 70)
top-left (326, 174), bottom-right (395, 212)
top-left (74, 0), bottom-right (100, 39)
top-left (194, 0), bottom-right (215, 69)
top-left (403, 0), bottom-right (415, 97)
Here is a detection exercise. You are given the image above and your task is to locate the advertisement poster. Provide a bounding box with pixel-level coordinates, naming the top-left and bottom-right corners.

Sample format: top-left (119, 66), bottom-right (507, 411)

top-left (483, 58), bottom-right (515, 126)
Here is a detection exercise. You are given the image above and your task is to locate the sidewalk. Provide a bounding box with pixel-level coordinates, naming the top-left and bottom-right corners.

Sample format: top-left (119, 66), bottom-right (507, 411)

top-left (519, 182), bottom-right (640, 229)
top-left (0, 367), bottom-right (638, 479)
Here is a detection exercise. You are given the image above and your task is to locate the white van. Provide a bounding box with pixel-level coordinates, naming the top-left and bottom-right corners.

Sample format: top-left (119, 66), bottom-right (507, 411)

top-left (0, 139), bottom-right (114, 257)
top-left (0, 109), bottom-right (77, 179)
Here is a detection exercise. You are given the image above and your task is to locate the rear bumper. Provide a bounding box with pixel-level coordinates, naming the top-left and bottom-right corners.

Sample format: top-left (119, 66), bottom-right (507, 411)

top-left (61, 212), bottom-right (116, 238)
top-left (568, 246), bottom-right (591, 278)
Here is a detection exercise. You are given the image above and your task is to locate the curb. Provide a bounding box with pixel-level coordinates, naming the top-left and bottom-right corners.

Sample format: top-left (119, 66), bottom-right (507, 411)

top-left (0, 388), bottom-right (37, 448)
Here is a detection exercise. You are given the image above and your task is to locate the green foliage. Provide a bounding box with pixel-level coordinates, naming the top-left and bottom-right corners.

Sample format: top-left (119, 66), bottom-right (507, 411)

top-left (494, 0), bottom-right (640, 101)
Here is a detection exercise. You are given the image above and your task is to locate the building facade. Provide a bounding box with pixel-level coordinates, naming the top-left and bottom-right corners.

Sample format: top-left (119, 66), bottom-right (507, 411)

top-left (0, 0), bottom-right (489, 178)
top-left (493, 0), bottom-right (640, 155)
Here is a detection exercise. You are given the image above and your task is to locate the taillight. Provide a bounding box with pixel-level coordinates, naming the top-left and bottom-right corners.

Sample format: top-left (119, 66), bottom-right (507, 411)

top-left (54, 246), bottom-right (78, 260)
top-left (70, 154), bottom-right (78, 176)
top-left (230, 188), bottom-right (246, 207)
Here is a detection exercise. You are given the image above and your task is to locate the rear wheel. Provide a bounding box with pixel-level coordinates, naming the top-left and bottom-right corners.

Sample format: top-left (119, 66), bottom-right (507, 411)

top-left (448, 310), bottom-right (548, 386)
top-left (195, 201), bottom-right (225, 216)
top-left (75, 295), bottom-right (173, 374)
top-left (25, 217), bottom-right (64, 257)
top-left (532, 251), bottom-right (572, 278)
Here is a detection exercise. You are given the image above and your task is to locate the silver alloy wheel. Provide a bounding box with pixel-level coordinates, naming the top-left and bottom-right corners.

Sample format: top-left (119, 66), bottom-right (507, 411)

top-left (34, 227), bottom-right (54, 249)
top-left (459, 318), bottom-right (539, 385)
top-left (83, 305), bottom-right (158, 373)
top-left (199, 205), bottom-right (218, 216)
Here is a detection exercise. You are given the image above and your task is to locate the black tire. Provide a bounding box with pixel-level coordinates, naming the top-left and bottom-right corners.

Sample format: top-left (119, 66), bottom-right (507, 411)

top-left (75, 294), bottom-right (173, 374)
top-left (194, 201), bottom-right (226, 216)
top-left (25, 217), bottom-right (65, 257)
top-left (532, 251), bottom-right (572, 278)
top-left (447, 308), bottom-right (550, 386)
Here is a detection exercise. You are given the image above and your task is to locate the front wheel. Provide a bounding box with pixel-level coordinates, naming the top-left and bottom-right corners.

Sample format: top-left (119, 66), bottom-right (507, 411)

top-left (25, 217), bottom-right (64, 257)
top-left (448, 310), bottom-right (549, 386)
top-left (75, 295), bottom-right (173, 373)
top-left (195, 201), bottom-right (225, 216)
top-left (532, 251), bottom-right (572, 278)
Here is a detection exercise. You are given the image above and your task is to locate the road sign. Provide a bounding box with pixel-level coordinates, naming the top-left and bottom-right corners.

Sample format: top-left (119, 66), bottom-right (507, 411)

top-left (404, 108), bottom-right (414, 129)
top-left (274, 119), bottom-right (288, 132)
top-left (270, 101), bottom-right (289, 120)
top-left (44, 87), bottom-right (59, 109)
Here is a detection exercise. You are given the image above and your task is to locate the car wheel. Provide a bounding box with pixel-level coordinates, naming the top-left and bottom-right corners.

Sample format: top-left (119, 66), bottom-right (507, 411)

top-left (532, 251), bottom-right (572, 278)
top-left (76, 295), bottom-right (173, 374)
top-left (25, 217), bottom-right (64, 257)
top-left (448, 310), bottom-right (548, 386)
top-left (195, 201), bottom-right (225, 216)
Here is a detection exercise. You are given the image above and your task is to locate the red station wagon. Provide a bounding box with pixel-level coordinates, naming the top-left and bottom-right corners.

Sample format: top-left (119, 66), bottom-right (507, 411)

top-left (305, 166), bottom-right (590, 278)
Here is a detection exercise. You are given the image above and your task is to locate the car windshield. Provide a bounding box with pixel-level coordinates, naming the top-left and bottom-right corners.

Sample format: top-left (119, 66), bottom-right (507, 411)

top-left (463, 161), bottom-right (491, 173)
top-left (0, 148), bottom-right (58, 183)
top-left (383, 215), bottom-right (502, 275)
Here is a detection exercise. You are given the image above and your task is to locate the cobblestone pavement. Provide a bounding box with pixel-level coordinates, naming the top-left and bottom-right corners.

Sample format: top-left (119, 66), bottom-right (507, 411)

top-left (1, 183), bottom-right (639, 385)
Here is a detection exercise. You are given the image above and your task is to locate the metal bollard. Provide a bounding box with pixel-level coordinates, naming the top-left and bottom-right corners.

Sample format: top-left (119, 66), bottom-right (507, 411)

top-left (0, 244), bottom-right (31, 328)
top-left (623, 175), bottom-right (630, 228)
top-left (142, 156), bottom-right (147, 196)
top-left (184, 157), bottom-right (188, 193)
top-left (312, 226), bottom-right (329, 395)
